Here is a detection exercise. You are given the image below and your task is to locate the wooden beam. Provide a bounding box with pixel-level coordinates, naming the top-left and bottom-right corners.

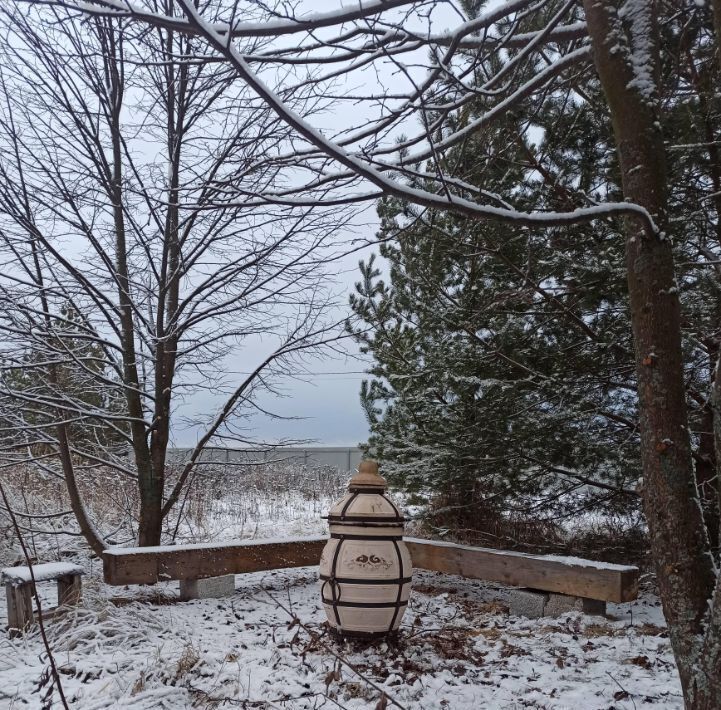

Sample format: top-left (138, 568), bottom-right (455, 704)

top-left (405, 538), bottom-right (638, 603)
top-left (57, 574), bottom-right (82, 606)
top-left (5, 583), bottom-right (33, 636)
top-left (102, 536), bottom-right (327, 585)
top-left (102, 536), bottom-right (638, 603)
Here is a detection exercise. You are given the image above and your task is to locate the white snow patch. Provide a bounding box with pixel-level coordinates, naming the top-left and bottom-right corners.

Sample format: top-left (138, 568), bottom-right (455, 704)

top-left (619, 0), bottom-right (657, 102)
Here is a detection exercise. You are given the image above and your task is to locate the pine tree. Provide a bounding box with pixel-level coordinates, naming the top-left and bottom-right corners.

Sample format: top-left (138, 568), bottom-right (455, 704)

top-left (350, 32), bottom-right (721, 546)
top-left (0, 303), bottom-right (128, 454)
top-left (350, 86), bottom-right (635, 541)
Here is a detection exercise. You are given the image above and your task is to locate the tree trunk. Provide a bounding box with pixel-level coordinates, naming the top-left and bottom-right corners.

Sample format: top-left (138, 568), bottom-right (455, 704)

top-left (143, 26), bottom-right (188, 546)
top-left (706, 0), bottom-right (721, 558)
top-left (56, 424), bottom-right (105, 557)
top-left (99, 22), bottom-right (159, 546)
top-left (583, 1), bottom-right (719, 704)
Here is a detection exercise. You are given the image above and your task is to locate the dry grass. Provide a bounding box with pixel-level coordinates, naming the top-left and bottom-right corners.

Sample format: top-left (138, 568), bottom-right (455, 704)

top-left (174, 462), bottom-right (345, 541)
top-left (175, 642), bottom-right (201, 680)
top-left (0, 460), bottom-right (347, 565)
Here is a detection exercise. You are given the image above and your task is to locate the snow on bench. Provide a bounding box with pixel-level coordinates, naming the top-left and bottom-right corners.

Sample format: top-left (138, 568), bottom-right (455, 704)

top-left (1, 562), bottom-right (84, 586)
top-left (102, 536), bottom-right (638, 612)
top-left (3, 562), bottom-right (85, 636)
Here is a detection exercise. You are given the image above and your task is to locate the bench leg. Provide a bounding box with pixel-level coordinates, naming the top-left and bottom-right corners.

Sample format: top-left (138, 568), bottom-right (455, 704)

top-left (509, 588), bottom-right (607, 618)
top-left (6, 582), bottom-right (33, 636)
top-left (179, 575), bottom-right (235, 601)
top-left (57, 574), bottom-right (82, 606)
top-left (544, 592), bottom-right (606, 617)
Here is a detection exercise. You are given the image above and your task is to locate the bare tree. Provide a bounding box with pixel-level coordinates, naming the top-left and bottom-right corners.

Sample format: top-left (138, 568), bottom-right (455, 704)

top-left (0, 5), bottom-right (346, 549)
top-left (4, 0), bottom-right (721, 705)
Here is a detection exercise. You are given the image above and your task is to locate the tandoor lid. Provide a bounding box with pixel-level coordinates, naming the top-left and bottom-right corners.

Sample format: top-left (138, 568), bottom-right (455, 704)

top-left (348, 459), bottom-right (387, 491)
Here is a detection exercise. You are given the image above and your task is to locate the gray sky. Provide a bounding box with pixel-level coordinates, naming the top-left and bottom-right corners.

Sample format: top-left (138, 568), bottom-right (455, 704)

top-left (170, 194), bottom-right (381, 448)
top-left (173, 236), bottom-right (377, 448)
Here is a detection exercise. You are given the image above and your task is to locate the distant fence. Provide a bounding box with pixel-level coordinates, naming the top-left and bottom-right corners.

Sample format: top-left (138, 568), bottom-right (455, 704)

top-left (168, 446), bottom-right (363, 473)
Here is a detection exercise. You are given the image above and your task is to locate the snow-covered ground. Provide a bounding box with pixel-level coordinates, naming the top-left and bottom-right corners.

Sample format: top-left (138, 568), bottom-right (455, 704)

top-left (0, 468), bottom-right (682, 709)
top-left (0, 567), bottom-right (681, 709)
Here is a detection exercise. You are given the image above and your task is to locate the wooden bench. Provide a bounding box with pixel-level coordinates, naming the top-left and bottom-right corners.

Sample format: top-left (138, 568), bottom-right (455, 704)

top-left (406, 539), bottom-right (638, 604)
top-left (103, 537), bottom-right (325, 600)
top-left (406, 538), bottom-right (638, 616)
top-left (102, 536), bottom-right (638, 613)
top-left (2, 562), bottom-right (84, 636)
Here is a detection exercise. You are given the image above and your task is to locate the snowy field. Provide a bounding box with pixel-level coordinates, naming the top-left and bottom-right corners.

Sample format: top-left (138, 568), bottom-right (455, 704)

top-left (1, 467), bottom-right (682, 709)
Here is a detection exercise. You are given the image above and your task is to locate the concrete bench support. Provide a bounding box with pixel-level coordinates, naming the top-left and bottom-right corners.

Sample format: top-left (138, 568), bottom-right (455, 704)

top-left (180, 574), bottom-right (235, 601)
top-left (509, 588), bottom-right (606, 618)
top-left (2, 563), bottom-right (84, 636)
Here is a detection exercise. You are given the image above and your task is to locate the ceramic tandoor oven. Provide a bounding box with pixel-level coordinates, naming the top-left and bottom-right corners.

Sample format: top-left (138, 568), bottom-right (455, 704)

top-left (319, 459), bottom-right (412, 637)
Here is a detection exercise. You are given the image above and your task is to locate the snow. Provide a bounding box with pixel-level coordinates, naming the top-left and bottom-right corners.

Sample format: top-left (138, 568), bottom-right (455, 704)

top-left (537, 554), bottom-right (636, 571)
top-left (619, 0), bottom-right (657, 102)
top-left (1, 562), bottom-right (84, 585)
top-left (0, 566), bottom-right (682, 709)
top-left (70, 0), bottom-right (418, 38)
top-left (104, 535), bottom-right (326, 556)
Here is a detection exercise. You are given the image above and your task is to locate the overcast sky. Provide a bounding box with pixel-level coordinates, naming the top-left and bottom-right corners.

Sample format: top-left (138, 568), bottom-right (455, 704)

top-left (173, 235), bottom-right (377, 448)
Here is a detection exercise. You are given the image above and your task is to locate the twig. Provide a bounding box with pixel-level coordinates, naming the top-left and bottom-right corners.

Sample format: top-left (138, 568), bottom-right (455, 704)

top-left (0, 479), bottom-right (70, 710)
top-left (263, 589), bottom-right (408, 710)
top-left (606, 671), bottom-right (637, 710)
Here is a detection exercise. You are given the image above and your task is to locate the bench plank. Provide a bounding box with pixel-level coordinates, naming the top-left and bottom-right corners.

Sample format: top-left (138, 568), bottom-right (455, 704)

top-left (102, 536), bottom-right (638, 603)
top-left (405, 539), bottom-right (638, 603)
top-left (3, 563), bottom-right (84, 635)
top-left (102, 536), bottom-right (327, 585)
